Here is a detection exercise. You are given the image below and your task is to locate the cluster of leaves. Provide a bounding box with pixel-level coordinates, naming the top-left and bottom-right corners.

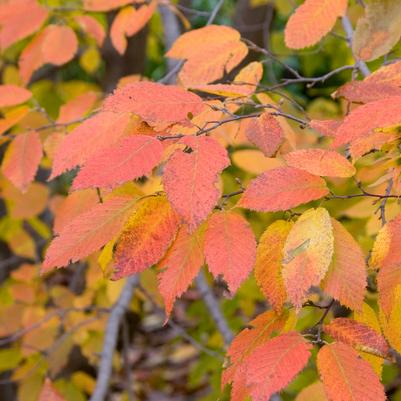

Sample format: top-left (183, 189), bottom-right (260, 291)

top-left (2, 0), bottom-right (401, 400)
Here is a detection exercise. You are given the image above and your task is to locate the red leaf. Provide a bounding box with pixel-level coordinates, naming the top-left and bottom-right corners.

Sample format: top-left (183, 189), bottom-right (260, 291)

top-left (39, 378), bottom-right (66, 401)
top-left (204, 211), bottom-right (256, 292)
top-left (0, 0), bottom-right (48, 50)
top-left (158, 226), bottom-right (204, 318)
top-left (1, 131), bottom-right (42, 192)
top-left (322, 219), bottom-right (367, 311)
top-left (317, 343), bottom-right (386, 401)
top-left (239, 167), bottom-right (329, 212)
top-left (284, 0), bottom-right (348, 49)
top-left (43, 197), bottom-right (136, 272)
top-left (72, 135), bottom-right (163, 189)
top-left (333, 96), bottom-right (401, 147)
top-left (324, 318), bottom-right (389, 358)
top-left (0, 85), bottom-right (32, 108)
top-left (309, 119), bottom-right (341, 138)
top-left (111, 2), bottom-right (155, 54)
top-left (284, 149), bottom-right (355, 178)
top-left (50, 111), bottom-right (131, 179)
top-left (56, 92), bottom-right (98, 124)
top-left (244, 112), bottom-right (284, 157)
top-left (102, 82), bottom-right (204, 125)
top-left (246, 332), bottom-right (312, 401)
top-left (163, 136), bottom-right (229, 231)
top-left (114, 196), bottom-right (180, 279)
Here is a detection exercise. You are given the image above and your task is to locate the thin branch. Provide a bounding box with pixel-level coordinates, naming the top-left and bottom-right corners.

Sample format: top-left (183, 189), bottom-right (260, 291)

top-left (89, 275), bottom-right (139, 401)
top-left (195, 269), bottom-right (234, 346)
top-left (377, 179), bottom-right (394, 226)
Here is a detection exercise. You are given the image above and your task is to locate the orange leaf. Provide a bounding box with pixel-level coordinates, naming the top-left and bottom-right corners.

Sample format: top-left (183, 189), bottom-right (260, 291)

top-left (167, 25), bottom-right (248, 86)
top-left (255, 220), bottom-right (293, 312)
top-left (309, 119), bottom-right (341, 138)
top-left (333, 96), bottom-right (401, 147)
top-left (322, 219), bottom-right (367, 311)
top-left (19, 25), bottom-right (78, 84)
top-left (284, 0), bottom-right (348, 49)
top-left (114, 196), bottom-right (180, 279)
top-left (84, 0), bottom-right (134, 11)
top-left (244, 112), bottom-right (284, 157)
top-left (1, 131), bottom-right (42, 192)
top-left (334, 80), bottom-right (401, 104)
top-left (43, 196), bottom-right (136, 271)
top-left (163, 136), bottom-right (229, 231)
top-left (57, 92), bottom-right (98, 124)
top-left (324, 318), bottom-right (389, 358)
top-left (204, 211), bottom-right (256, 292)
top-left (75, 15), bottom-right (106, 47)
top-left (296, 382), bottom-right (328, 401)
top-left (0, 85), bottom-right (32, 108)
top-left (365, 60), bottom-right (401, 86)
top-left (50, 111), bottom-right (131, 179)
top-left (39, 378), bottom-right (66, 401)
top-left (158, 226), bottom-right (204, 318)
top-left (284, 149), bottom-right (355, 178)
top-left (239, 167), bottom-right (329, 212)
top-left (246, 332), bottom-right (312, 401)
top-left (111, 2), bottom-right (155, 54)
top-left (72, 135), bottom-right (163, 189)
top-left (0, 0), bottom-right (48, 50)
top-left (317, 342), bottom-right (386, 401)
top-left (102, 82), bottom-right (204, 125)
top-left (282, 208), bottom-right (334, 309)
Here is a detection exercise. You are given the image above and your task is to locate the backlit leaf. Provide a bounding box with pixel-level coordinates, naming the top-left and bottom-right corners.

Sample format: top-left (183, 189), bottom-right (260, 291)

top-left (244, 112), bottom-right (284, 157)
top-left (365, 60), bottom-right (401, 86)
top-left (102, 82), bottom-right (204, 124)
top-left (309, 119), bottom-right (341, 138)
top-left (295, 382), bottom-right (328, 401)
top-left (324, 318), bottom-right (389, 358)
top-left (43, 197), bottom-right (136, 271)
top-left (114, 196), bottom-right (180, 279)
top-left (50, 111), bottom-right (131, 179)
top-left (158, 226), bottom-right (204, 318)
top-left (163, 136), bottom-right (229, 231)
top-left (72, 135), bottom-right (163, 189)
top-left (75, 15), bottom-right (106, 47)
top-left (255, 220), bottom-right (293, 312)
top-left (382, 285), bottom-right (401, 355)
top-left (204, 211), bottom-right (256, 292)
top-left (282, 208), bottom-right (334, 309)
top-left (284, 149), bottom-right (355, 178)
top-left (246, 331), bottom-right (312, 401)
top-left (284, 0), bottom-right (348, 49)
top-left (1, 131), bottom-right (42, 192)
top-left (322, 219), bottom-right (367, 311)
top-left (0, 85), bottom-right (32, 108)
top-left (239, 167), bottom-right (329, 212)
top-left (317, 342), bottom-right (386, 401)
top-left (353, 0), bottom-right (401, 61)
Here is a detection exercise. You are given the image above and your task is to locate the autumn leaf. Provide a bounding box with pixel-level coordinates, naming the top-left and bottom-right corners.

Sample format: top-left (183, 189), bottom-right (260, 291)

top-left (163, 136), bottom-right (229, 231)
top-left (284, 149), bottom-right (356, 178)
top-left (324, 318), bottom-right (389, 358)
top-left (50, 111), bottom-right (131, 179)
top-left (56, 92), bottom-right (98, 124)
top-left (75, 15), bottom-right (106, 47)
top-left (1, 131), bottom-right (42, 192)
top-left (239, 167), bottom-right (329, 212)
top-left (83, 0), bottom-right (134, 11)
top-left (255, 220), bottom-right (293, 312)
top-left (282, 208), bottom-right (334, 309)
top-left (167, 25), bottom-right (248, 86)
top-left (333, 96), bottom-right (401, 147)
top-left (158, 226), bottom-right (204, 318)
top-left (244, 112), bottom-right (284, 157)
top-left (0, 0), bottom-right (48, 50)
top-left (72, 135), bottom-right (163, 190)
top-left (43, 196), bottom-right (136, 272)
top-left (246, 331), bottom-right (312, 401)
top-left (39, 378), bottom-right (66, 401)
top-left (204, 211), bottom-right (256, 292)
top-left (102, 81), bottom-right (204, 125)
top-left (309, 119), bottom-right (341, 138)
top-left (113, 196), bottom-right (180, 279)
top-left (284, 0), bottom-right (348, 49)
top-left (0, 85), bottom-right (32, 108)
top-left (353, 0), bottom-right (401, 61)
top-left (321, 219), bottom-right (367, 311)
top-left (317, 342), bottom-right (386, 401)
top-left (365, 60), bottom-right (401, 86)
top-left (111, 2), bottom-right (155, 54)
top-left (381, 285), bottom-right (401, 355)
top-left (295, 382), bottom-right (328, 401)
